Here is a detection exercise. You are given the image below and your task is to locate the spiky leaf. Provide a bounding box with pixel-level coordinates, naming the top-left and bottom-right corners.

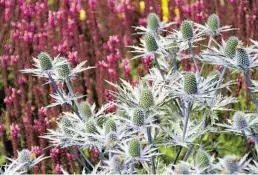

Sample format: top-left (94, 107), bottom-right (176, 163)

top-left (195, 150), bottom-right (210, 168)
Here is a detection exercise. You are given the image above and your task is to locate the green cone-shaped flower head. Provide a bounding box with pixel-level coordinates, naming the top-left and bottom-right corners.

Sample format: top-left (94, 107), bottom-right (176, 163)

top-left (110, 155), bottom-right (124, 172)
top-left (132, 108), bottom-right (145, 127)
top-left (38, 52), bottom-right (53, 71)
top-left (60, 116), bottom-right (74, 135)
top-left (175, 163), bottom-right (190, 174)
top-left (184, 73), bottom-right (198, 94)
top-left (144, 32), bottom-right (158, 52)
top-left (139, 88), bottom-right (154, 109)
top-left (236, 48), bottom-right (250, 68)
top-left (18, 149), bottom-right (31, 164)
top-left (180, 20), bottom-right (193, 40)
top-left (128, 139), bottom-right (141, 157)
top-left (223, 155), bottom-right (239, 174)
top-left (85, 120), bottom-right (98, 134)
top-left (105, 119), bottom-right (117, 134)
top-left (56, 58), bottom-right (71, 79)
top-left (147, 13), bottom-right (160, 31)
top-left (224, 37), bottom-right (239, 58)
top-left (207, 14), bottom-right (220, 35)
top-left (195, 150), bottom-right (210, 168)
top-left (80, 101), bottom-right (92, 118)
top-left (232, 112), bottom-right (248, 130)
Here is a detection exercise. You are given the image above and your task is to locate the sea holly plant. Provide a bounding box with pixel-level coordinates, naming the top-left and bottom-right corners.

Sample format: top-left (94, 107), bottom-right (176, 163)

top-left (2, 12), bottom-right (257, 175)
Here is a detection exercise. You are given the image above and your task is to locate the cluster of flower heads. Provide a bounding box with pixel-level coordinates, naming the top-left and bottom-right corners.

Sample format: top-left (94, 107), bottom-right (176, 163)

top-left (3, 11), bottom-right (258, 175)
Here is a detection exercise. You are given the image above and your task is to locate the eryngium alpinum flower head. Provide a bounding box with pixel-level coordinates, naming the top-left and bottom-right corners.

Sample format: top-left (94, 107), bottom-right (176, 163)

top-left (232, 112), bottom-right (249, 130)
top-left (236, 48), bottom-right (250, 68)
top-left (80, 101), bottom-right (92, 118)
top-left (128, 139), bottom-right (141, 157)
top-left (18, 149), bottom-right (31, 164)
top-left (110, 155), bottom-right (124, 172)
top-left (195, 150), bottom-right (210, 168)
top-left (56, 58), bottom-right (71, 79)
top-left (105, 119), bottom-right (117, 134)
top-left (139, 87), bottom-right (154, 109)
top-left (132, 108), bottom-right (145, 127)
top-left (175, 163), bottom-right (190, 174)
top-left (38, 52), bottom-right (53, 71)
top-left (144, 32), bottom-right (158, 52)
top-left (184, 73), bottom-right (198, 94)
top-left (222, 155), bottom-right (239, 173)
top-left (147, 13), bottom-right (160, 31)
top-left (85, 120), bottom-right (98, 134)
top-left (224, 36), bottom-right (239, 58)
top-left (180, 20), bottom-right (193, 40)
top-left (207, 14), bottom-right (220, 35)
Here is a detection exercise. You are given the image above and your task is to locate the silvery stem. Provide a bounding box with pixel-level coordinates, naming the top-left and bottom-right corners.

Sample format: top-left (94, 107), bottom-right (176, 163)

top-left (65, 80), bottom-right (85, 120)
top-left (214, 67), bottom-right (227, 95)
top-left (182, 102), bottom-right (191, 141)
top-left (47, 73), bottom-right (80, 117)
top-left (188, 41), bottom-right (200, 82)
top-left (244, 71), bottom-right (258, 112)
top-left (172, 146), bottom-right (182, 166)
top-left (146, 127), bottom-right (156, 174)
top-left (172, 52), bottom-right (178, 71)
top-left (130, 163), bottom-right (134, 175)
top-left (154, 55), bottom-right (165, 81)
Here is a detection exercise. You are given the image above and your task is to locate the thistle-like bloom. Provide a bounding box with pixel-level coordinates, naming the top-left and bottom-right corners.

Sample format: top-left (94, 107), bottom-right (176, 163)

top-left (195, 149), bottom-right (212, 170)
top-left (195, 14), bottom-right (236, 37)
top-left (112, 138), bottom-right (158, 166)
top-left (21, 52), bottom-right (67, 78)
top-left (130, 32), bottom-right (168, 60)
top-left (134, 12), bottom-right (174, 35)
top-left (218, 154), bottom-right (250, 174)
top-left (217, 112), bottom-right (258, 134)
top-left (108, 78), bottom-right (170, 111)
top-left (164, 72), bottom-right (233, 103)
top-left (1, 149), bottom-right (48, 175)
top-left (53, 57), bottom-right (93, 82)
top-left (200, 39), bottom-right (258, 72)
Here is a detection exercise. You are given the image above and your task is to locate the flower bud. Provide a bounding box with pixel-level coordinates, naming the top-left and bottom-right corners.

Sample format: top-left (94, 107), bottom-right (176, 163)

top-left (132, 108), bottom-right (145, 127)
top-left (85, 120), bottom-right (98, 134)
top-left (38, 52), bottom-right (53, 71)
top-left (232, 112), bottom-right (248, 130)
top-left (18, 149), bottom-right (31, 164)
top-left (80, 101), bottom-right (92, 118)
top-left (195, 150), bottom-right (210, 168)
top-left (105, 119), bottom-right (116, 134)
top-left (139, 88), bottom-right (154, 109)
top-left (56, 58), bottom-right (71, 79)
top-left (184, 73), bottom-right (198, 94)
top-left (224, 37), bottom-right (238, 58)
top-left (144, 33), bottom-right (158, 52)
top-left (207, 14), bottom-right (220, 35)
top-left (236, 48), bottom-right (250, 68)
top-left (180, 20), bottom-right (193, 40)
top-left (60, 116), bottom-right (74, 135)
top-left (147, 13), bottom-right (160, 31)
top-left (128, 139), bottom-right (141, 157)
top-left (222, 155), bottom-right (239, 174)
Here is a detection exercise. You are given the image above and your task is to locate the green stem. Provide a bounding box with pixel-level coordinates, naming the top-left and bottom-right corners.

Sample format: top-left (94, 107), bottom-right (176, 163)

top-left (182, 102), bottom-right (191, 141)
top-left (154, 56), bottom-right (165, 81)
